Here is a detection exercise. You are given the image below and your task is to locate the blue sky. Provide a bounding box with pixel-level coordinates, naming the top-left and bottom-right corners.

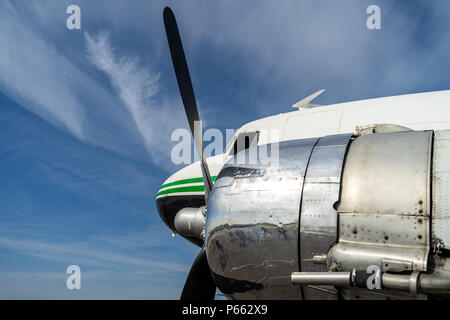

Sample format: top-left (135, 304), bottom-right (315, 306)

top-left (0, 0), bottom-right (450, 299)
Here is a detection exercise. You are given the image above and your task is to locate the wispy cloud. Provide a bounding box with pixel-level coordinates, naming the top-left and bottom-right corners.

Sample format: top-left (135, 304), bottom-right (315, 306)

top-left (0, 2), bottom-right (86, 140)
top-left (85, 32), bottom-right (160, 149)
top-left (0, 2), bottom-right (185, 171)
top-left (0, 2), bottom-right (148, 162)
top-left (0, 233), bottom-right (187, 273)
top-left (0, 270), bottom-right (184, 299)
top-left (85, 31), bottom-right (185, 169)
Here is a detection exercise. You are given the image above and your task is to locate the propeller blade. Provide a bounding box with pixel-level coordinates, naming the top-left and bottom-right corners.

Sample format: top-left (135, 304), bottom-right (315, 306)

top-left (181, 248), bottom-right (216, 300)
top-left (163, 7), bottom-right (213, 202)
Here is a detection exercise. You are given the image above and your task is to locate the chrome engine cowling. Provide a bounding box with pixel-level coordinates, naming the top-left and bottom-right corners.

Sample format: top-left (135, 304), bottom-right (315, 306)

top-left (205, 134), bottom-right (352, 299)
top-left (205, 129), bottom-right (450, 300)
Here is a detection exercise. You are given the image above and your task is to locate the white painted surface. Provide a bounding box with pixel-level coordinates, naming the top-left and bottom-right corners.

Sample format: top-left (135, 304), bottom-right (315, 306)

top-left (161, 90), bottom-right (450, 197)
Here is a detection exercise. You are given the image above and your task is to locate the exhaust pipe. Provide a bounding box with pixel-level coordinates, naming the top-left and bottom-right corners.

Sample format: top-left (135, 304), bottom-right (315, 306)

top-left (291, 270), bottom-right (450, 295)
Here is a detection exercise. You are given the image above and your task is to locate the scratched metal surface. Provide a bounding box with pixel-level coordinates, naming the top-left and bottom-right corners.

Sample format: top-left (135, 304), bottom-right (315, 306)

top-left (299, 133), bottom-right (352, 300)
top-left (432, 130), bottom-right (450, 251)
top-left (332, 131), bottom-right (432, 273)
top-left (205, 138), bottom-right (318, 299)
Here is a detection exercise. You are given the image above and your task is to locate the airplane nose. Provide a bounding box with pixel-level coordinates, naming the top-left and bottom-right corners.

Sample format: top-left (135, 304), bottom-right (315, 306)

top-left (154, 157), bottom-right (221, 246)
top-left (155, 178), bottom-right (205, 230)
top-left (155, 182), bottom-right (206, 247)
top-left (155, 195), bottom-right (175, 232)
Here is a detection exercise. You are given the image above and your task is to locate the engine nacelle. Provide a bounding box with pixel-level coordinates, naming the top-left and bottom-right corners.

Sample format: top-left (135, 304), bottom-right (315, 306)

top-left (205, 129), bottom-right (450, 300)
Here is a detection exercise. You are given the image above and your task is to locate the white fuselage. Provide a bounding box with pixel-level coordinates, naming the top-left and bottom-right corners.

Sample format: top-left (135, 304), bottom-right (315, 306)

top-left (157, 90), bottom-right (450, 199)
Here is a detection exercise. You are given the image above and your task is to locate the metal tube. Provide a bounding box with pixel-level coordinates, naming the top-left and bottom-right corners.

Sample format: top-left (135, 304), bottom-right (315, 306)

top-left (418, 274), bottom-right (450, 293)
top-left (381, 273), bottom-right (410, 291)
top-left (382, 272), bottom-right (450, 294)
top-left (292, 271), bottom-right (450, 295)
top-left (291, 272), bottom-right (351, 286)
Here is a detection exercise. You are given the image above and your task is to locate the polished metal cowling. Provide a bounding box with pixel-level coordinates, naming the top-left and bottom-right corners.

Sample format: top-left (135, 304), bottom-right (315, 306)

top-left (205, 134), bottom-right (352, 299)
top-left (205, 130), bottom-right (450, 300)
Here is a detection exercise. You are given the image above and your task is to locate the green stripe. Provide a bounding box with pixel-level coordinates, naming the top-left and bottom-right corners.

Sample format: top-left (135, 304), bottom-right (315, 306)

top-left (157, 185), bottom-right (205, 197)
top-left (160, 176), bottom-right (217, 189)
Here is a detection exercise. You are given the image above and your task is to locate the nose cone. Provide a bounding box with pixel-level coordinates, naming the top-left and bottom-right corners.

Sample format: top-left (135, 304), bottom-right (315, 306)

top-left (155, 161), bottom-right (209, 246)
top-left (155, 155), bottom-right (226, 246)
top-left (156, 194), bottom-right (206, 247)
top-left (156, 191), bottom-right (206, 233)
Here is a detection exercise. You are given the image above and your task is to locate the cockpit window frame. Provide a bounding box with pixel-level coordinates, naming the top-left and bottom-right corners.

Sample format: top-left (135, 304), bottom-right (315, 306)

top-left (227, 131), bottom-right (260, 156)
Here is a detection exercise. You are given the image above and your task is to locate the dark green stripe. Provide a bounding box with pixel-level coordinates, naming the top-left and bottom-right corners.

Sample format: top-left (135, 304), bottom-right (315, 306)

top-left (160, 176), bottom-right (217, 189)
top-left (157, 185), bottom-right (205, 197)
